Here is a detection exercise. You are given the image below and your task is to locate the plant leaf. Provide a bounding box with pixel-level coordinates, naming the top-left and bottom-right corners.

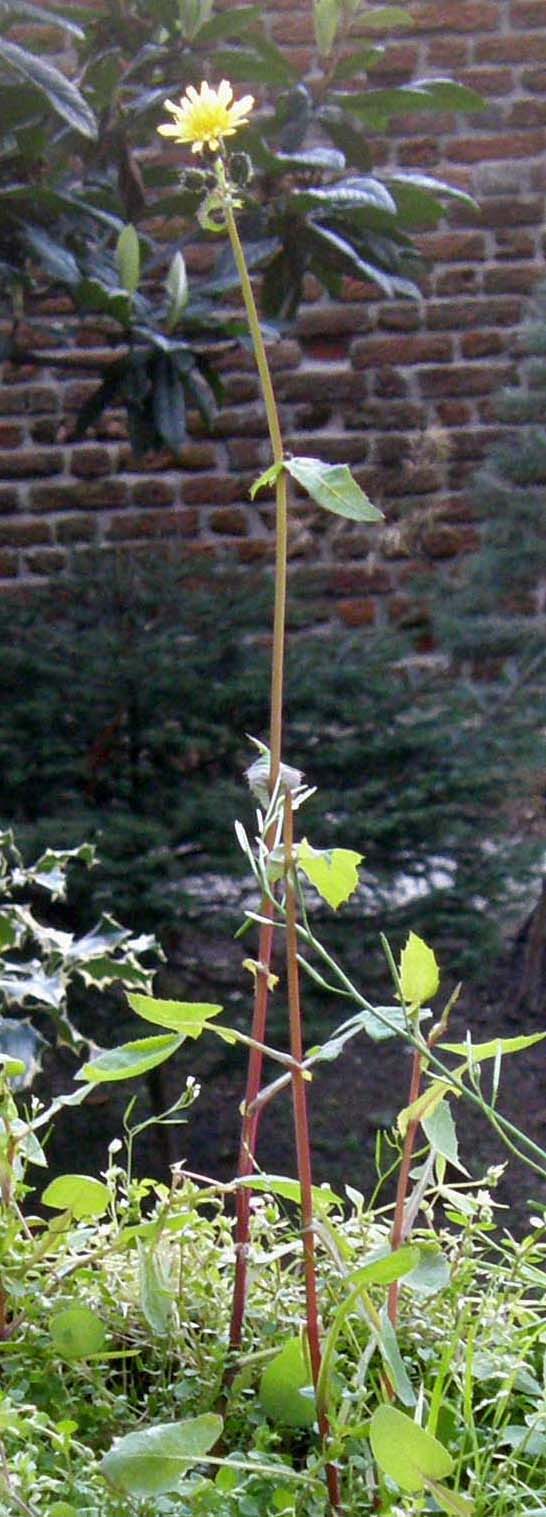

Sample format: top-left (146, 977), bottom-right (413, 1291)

top-left (250, 461), bottom-right (284, 499)
top-left (41, 1173), bottom-right (109, 1219)
top-left (296, 839), bottom-right (363, 908)
top-left (116, 224), bottom-right (140, 295)
top-left (127, 994), bottom-right (223, 1036)
top-left (166, 250), bottom-right (189, 327)
top-left (0, 37), bottom-right (97, 137)
top-left (286, 455), bottom-right (382, 522)
top-left (422, 1099), bottom-right (467, 1172)
top-left (260, 1337), bottom-right (315, 1427)
top-left (440, 1032), bottom-right (546, 1062)
top-left (236, 1175), bottom-right (342, 1212)
top-left (77, 1034), bottom-right (182, 1084)
top-left (399, 931), bottom-right (440, 1006)
top-left (50, 1306), bottom-right (106, 1362)
top-left (369, 1404), bottom-right (454, 1493)
top-left (100, 1415), bottom-right (223, 1495)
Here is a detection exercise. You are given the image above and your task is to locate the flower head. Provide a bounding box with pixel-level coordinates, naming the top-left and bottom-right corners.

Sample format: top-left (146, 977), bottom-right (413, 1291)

top-left (158, 79), bottom-right (254, 155)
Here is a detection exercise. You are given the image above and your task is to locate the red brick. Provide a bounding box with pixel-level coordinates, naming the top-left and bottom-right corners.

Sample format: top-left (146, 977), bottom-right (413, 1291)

top-left (24, 548), bottom-right (67, 575)
top-left (30, 479), bottom-right (128, 512)
top-left (228, 440), bottom-right (267, 470)
top-left (0, 550), bottom-right (19, 578)
top-left (475, 34), bottom-right (546, 62)
top-left (182, 475), bottom-right (241, 506)
top-left (105, 509), bottom-right (198, 541)
top-left (418, 364), bottom-right (513, 398)
top-left (427, 296), bottom-right (522, 329)
top-left (446, 130), bottom-right (546, 163)
top-left (421, 523), bottom-right (479, 558)
top-left (336, 598), bottom-right (377, 628)
top-left (398, 137), bottom-right (443, 168)
top-left (475, 197), bottom-right (544, 227)
top-left (0, 518), bottom-right (51, 547)
top-left (509, 0), bottom-right (546, 24)
top-left (419, 231), bottom-right (486, 262)
top-left (329, 564), bottom-right (392, 595)
top-left (237, 540), bottom-right (274, 564)
top-left (434, 268), bottom-right (481, 297)
top-left (55, 515), bottom-right (99, 544)
top-left (131, 478), bottom-right (177, 507)
top-left (456, 67), bottom-right (515, 95)
top-left (435, 401), bottom-right (473, 426)
top-left (377, 304), bottom-right (422, 332)
top-left (460, 330), bottom-right (505, 358)
top-left (71, 446), bottom-right (113, 478)
top-left (0, 424), bottom-right (24, 447)
top-left (495, 229), bottom-right (537, 259)
top-left (508, 100), bottom-right (546, 129)
top-left (209, 508), bottom-right (249, 536)
top-left (424, 39), bottom-right (470, 67)
top-left (352, 333), bottom-right (453, 366)
top-left (522, 68), bottom-right (546, 91)
top-left (0, 488), bottom-right (19, 514)
top-left (0, 448), bottom-right (63, 479)
top-left (409, 2), bottom-right (498, 32)
top-left (484, 265), bottom-right (541, 294)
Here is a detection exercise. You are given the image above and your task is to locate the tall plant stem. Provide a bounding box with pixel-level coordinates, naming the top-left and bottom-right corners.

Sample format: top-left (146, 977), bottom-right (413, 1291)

top-left (387, 1048), bottom-right (422, 1326)
top-left (223, 193), bottom-right (288, 1354)
top-left (285, 796), bottom-right (343, 1516)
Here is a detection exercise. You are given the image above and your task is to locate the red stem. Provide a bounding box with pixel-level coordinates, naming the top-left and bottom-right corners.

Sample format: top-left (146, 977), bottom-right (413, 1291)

top-left (285, 796), bottom-right (343, 1515)
top-left (387, 1048), bottom-right (423, 1327)
top-left (229, 903), bottom-right (275, 1354)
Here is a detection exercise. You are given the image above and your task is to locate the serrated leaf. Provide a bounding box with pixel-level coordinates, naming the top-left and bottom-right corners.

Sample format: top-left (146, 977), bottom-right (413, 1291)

top-left (440, 1032), bottom-right (546, 1062)
top-left (370, 1404), bottom-right (454, 1493)
top-left (399, 931), bottom-right (439, 1006)
top-left (285, 456), bottom-right (383, 522)
top-left (77, 1034), bottom-right (182, 1084)
top-left (250, 461), bottom-right (284, 499)
top-left (42, 1173), bottom-right (109, 1219)
top-left (297, 839), bottom-right (363, 908)
top-left (50, 1306), bottom-right (106, 1362)
top-left (260, 1337), bottom-right (315, 1428)
top-left (116, 224), bottom-right (140, 295)
top-left (100, 1416), bottom-right (223, 1495)
top-left (128, 994), bottom-right (223, 1036)
top-left (0, 38), bottom-right (97, 138)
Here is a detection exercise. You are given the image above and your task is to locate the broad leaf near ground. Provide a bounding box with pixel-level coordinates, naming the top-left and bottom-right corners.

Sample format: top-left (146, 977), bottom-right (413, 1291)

top-left (42, 1173), bottom-right (109, 1219)
top-left (369, 1403), bottom-right (454, 1493)
top-left (260, 1337), bottom-right (316, 1428)
top-left (77, 1034), bottom-right (183, 1084)
top-left (100, 1416), bottom-right (223, 1495)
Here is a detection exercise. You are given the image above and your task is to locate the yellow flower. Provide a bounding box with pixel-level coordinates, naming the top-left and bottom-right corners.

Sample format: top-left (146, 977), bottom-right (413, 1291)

top-left (157, 79), bottom-right (254, 154)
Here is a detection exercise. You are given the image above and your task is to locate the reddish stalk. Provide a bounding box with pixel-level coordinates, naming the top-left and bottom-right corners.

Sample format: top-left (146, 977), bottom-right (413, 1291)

top-left (387, 1048), bottom-right (423, 1327)
top-left (284, 795), bottom-right (343, 1515)
top-left (228, 903), bottom-right (275, 1353)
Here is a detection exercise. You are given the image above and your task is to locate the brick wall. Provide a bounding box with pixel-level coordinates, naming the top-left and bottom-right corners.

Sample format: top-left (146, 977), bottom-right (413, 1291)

top-left (1, 0), bottom-right (545, 625)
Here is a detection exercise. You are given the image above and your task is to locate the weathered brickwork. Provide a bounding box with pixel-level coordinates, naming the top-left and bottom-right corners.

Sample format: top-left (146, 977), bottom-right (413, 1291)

top-left (1, 0), bottom-right (545, 625)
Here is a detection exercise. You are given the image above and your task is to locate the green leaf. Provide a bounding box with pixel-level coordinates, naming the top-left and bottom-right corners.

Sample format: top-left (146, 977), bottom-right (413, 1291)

top-left (127, 994), bottom-right (223, 1036)
top-left (377, 1309), bottom-right (416, 1405)
top-left (116, 224), bottom-right (140, 295)
top-left (440, 1032), bottom-right (546, 1062)
top-left (25, 226), bottom-right (80, 288)
top-left (100, 1415), bottom-right (223, 1496)
top-left (422, 1099), bottom-right (467, 1173)
top-left (236, 1175), bottom-right (342, 1213)
top-left (316, 1245), bottom-right (419, 1414)
top-left (260, 1337), bottom-right (316, 1428)
top-left (250, 461), bottom-right (284, 499)
top-left (334, 77), bottom-right (485, 129)
top-left (77, 1034), bottom-right (182, 1084)
top-left (166, 251), bottom-right (189, 328)
top-left (296, 839), bottom-right (363, 909)
top-left (0, 37), bottom-right (97, 138)
top-left (42, 1173), bottom-right (110, 1219)
top-left (405, 1243), bottom-right (451, 1297)
top-left (426, 1479), bottom-right (474, 1516)
top-left (399, 931), bottom-right (440, 1006)
top-left (356, 5), bottom-right (413, 27)
top-left (398, 1080), bottom-right (451, 1138)
top-left (50, 1306), bottom-right (106, 1362)
top-left (285, 456), bottom-right (383, 522)
top-left (369, 1404), bottom-right (454, 1493)
top-left (313, 0), bottom-right (342, 55)
top-left (0, 914), bottom-right (17, 952)
top-left (152, 354), bottom-right (187, 454)
top-left (137, 1241), bottom-right (173, 1336)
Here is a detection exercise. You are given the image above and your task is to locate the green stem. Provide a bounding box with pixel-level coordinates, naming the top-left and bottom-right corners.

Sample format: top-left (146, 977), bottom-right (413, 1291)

top-left (284, 796), bottom-right (342, 1515)
top-left (387, 1048), bottom-right (422, 1327)
top-left (222, 184), bottom-right (289, 1355)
